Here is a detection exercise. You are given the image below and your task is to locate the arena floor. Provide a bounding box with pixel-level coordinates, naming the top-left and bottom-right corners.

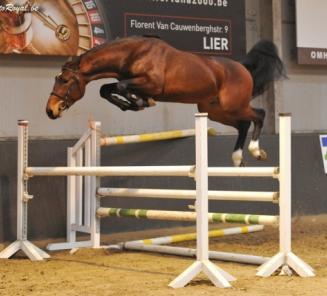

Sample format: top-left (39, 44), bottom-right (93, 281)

top-left (1, 215), bottom-right (326, 296)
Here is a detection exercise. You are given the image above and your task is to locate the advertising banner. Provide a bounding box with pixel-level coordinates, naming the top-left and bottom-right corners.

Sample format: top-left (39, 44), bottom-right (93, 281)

top-left (0, 0), bottom-right (245, 58)
top-left (320, 135), bottom-right (327, 174)
top-left (296, 0), bottom-right (327, 65)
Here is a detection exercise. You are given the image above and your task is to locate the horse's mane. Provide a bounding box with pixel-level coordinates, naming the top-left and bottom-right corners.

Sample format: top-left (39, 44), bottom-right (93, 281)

top-left (63, 35), bottom-right (161, 71)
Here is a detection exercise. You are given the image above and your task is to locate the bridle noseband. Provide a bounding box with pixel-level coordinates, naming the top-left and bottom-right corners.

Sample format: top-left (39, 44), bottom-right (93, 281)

top-left (50, 66), bottom-right (82, 109)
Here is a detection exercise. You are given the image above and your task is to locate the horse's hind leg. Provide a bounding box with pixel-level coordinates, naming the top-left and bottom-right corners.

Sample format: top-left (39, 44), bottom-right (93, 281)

top-left (232, 121), bottom-right (251, 166)
top-left (248, 108), bottom-right (267, 160)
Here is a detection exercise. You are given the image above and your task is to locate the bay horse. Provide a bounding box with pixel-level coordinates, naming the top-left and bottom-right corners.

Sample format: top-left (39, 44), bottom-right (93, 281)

top-left (46, 36), bottom-right (285, 166)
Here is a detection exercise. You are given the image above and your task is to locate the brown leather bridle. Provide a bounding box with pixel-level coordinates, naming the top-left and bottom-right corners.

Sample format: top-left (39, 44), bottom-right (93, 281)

top-left (50, 66), bottom-right (82, 109)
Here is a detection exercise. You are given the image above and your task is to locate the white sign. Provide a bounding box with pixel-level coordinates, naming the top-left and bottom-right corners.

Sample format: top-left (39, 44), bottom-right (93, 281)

top-left (320, 135), bottom-right (327, 174)
top-left (296, 0), bottom-right (327, 65)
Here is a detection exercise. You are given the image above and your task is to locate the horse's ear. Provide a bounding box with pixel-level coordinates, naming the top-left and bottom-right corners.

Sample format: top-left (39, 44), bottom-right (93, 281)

top-left (63, 56), bottom-right (73, 68)
top-left (71, 56), bottom-right (81, 70)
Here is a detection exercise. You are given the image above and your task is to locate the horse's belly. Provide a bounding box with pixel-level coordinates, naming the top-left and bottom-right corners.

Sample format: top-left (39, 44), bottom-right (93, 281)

top-left (154, 93), bottom-right (206, 103)
top-left (159, 76), bottom-right (217, 103)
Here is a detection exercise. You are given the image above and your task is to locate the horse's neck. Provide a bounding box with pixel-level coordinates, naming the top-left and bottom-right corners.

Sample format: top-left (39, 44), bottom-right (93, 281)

top-left (79, 42), bottom-right (130, 82)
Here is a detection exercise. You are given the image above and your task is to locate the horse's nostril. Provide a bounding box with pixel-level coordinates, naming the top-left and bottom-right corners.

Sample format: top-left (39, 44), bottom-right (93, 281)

top-left (46, 109), bottom-right (56, 119)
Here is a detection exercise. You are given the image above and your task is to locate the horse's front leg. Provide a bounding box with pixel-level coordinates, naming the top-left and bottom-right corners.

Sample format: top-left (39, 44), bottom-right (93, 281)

top-left (117, 77), bottom-right (158, 108)
top-left (99, 83), bottom-right (138, 111)
top-left (248, 108), bottom-right (267, 160)
top-left (232, 121), bottom-right (251, 166)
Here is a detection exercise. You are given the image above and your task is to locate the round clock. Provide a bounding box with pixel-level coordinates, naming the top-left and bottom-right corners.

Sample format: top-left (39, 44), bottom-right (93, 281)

top-left (0, 0), bottom-right (111, 55)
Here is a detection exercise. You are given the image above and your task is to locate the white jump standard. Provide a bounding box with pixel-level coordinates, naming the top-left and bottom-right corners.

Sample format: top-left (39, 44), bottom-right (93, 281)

top-left (256, 114), bottom-right (314, 277)
top-left (0, 121), bottom-right (50, 261)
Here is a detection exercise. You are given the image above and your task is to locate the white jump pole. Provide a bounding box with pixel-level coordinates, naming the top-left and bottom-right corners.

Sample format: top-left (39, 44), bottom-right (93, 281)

top-left (169, 113), bottom-right (235, 288)
top-left (0, 121), bottom-right (50, 261)
top-left (100, 127), bottom-right (218, 146)
top-left (97, 187), bottom-right (278, 202)
top-left (208, 167), bottom-right (278, 178)
top-left (25, 166), bottom-right (279, 178)
top-left (123, 244), bottom-right (269, 266)
top-left (25, 165), bottom-right (195, 177)
top-left (257, 113), bottom-right (315, 277)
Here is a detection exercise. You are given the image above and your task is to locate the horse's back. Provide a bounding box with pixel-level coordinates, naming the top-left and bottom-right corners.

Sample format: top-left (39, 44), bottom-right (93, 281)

top-left (139, 37), bottom-right (252, 104)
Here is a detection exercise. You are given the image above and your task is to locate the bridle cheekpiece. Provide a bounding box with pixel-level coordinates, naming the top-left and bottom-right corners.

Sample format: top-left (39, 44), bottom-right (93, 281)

top-left (50, 66), bottom-right (82, 109)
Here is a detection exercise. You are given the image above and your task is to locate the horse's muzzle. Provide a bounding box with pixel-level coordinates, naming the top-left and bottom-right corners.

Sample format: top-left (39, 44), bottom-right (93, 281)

top-left (46, 108), bottom-right (58, 120)
top-left (46, 97), bottom-right (67, 119)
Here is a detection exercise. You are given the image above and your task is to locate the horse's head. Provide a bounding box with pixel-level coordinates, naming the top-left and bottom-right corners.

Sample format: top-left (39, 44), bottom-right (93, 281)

top-left (46, 60), bottom-right (86, 119)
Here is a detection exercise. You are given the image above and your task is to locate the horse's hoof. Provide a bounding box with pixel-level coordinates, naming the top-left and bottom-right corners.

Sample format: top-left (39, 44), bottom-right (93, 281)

top-left (259, 149), bottom-right (268, 160)
top-left (148, 98), bottom-right (156, 107)
top-left (249, 148), bottom-right (268, 161)
top-left (257, 149), bottom-right (267, 161)
top-left (240, 161), bottom-right (247, 167)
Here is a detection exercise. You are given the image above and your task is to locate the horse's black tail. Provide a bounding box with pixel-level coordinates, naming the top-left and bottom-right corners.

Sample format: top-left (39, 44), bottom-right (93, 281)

top-left (241, 40), bottom-right (286, 98)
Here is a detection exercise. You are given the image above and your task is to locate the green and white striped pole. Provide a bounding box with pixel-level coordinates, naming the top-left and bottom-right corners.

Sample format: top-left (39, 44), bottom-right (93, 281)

top-left (96, 207), bottom-right (278, 226)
